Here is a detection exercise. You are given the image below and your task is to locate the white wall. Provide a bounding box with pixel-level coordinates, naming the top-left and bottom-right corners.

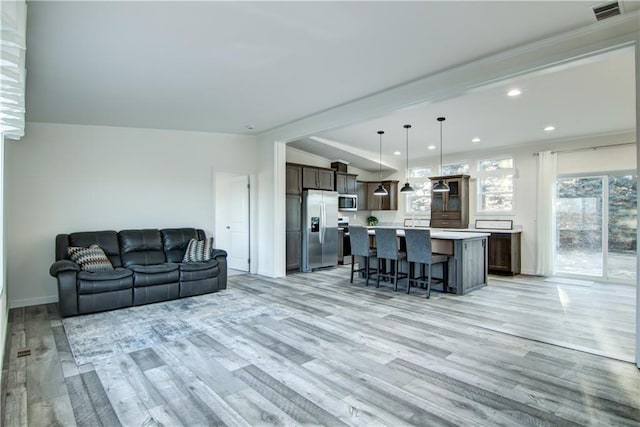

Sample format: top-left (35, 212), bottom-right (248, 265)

top-left (5, 122), bottom-right (258, 308)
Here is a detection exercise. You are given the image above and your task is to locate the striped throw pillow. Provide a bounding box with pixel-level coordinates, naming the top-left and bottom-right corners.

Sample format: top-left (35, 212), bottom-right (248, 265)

top-left (182, 238), bottom-right (214, 263)
top-left (68, 244), bottom-right (114, 272)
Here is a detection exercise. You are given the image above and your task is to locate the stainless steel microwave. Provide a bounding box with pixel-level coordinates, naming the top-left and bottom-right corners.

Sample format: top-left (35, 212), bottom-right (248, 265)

top-left (338, 194), bottom-right (357, 211)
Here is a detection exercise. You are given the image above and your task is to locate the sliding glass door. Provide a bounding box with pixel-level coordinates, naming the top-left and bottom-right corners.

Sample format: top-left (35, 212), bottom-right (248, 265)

top-left (607, 174), bottom-right (637, 281)
top-left (555, 174), bottom-right (637, 282)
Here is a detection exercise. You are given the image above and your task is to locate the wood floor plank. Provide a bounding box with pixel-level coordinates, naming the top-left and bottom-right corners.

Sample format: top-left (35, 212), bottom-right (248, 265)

top-left (152, 342), bottom-right (251, 427)
top-left (223, 387), bottom-right (302, 427)
top-left (232, 364), bottom-right (348, 426)
top-left (142, 364), bottom-right (227, 426)
top-left (65, 374), bottom-right (103, 427)
top-left (3, 268), bottom-right (639, 426)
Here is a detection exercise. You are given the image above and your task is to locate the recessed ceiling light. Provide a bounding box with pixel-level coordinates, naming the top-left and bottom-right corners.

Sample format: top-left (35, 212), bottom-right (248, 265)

top-left (544, 125), bottom-right (556, 132)
top-left (245, 124), bottom-right (255, 130)
top-left (428, 145), bottom-right (436, 150)
top-left (472, 137), bottom-right (481, 143)
top-left (393, 151), bottom-right (401, 156)
top-left (507, 89), bottom-right (522, 97)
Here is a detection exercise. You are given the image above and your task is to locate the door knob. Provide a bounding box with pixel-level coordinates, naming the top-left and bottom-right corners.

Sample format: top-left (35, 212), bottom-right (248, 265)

top-left (226, 226), bottom-right (230, 229)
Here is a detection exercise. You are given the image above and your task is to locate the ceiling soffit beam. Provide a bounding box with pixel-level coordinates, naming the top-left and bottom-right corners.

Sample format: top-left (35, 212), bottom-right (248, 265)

top-left (258, 11), bottom-right (639, 145)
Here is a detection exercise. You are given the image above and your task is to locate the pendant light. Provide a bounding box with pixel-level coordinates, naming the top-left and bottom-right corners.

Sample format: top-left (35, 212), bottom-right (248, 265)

top-left (433, 117), bottom-right (450, 193)
top-left (373, 130), bottom-right (388, 196)
top-left (400, 124), bottom-right (414, 193)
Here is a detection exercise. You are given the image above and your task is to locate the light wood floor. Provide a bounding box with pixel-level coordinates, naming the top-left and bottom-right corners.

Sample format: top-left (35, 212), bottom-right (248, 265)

top-left (2, 267), bottom-right (639, 426)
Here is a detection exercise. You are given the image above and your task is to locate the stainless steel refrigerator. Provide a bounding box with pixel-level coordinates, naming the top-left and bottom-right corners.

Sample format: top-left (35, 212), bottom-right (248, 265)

top-left (302, 190), bottom-right (338, 272)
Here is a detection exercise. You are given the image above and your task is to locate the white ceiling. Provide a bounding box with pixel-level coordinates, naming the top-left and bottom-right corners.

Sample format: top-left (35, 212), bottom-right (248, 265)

top-left (25, 1), bottom-right (638, 169)
top-left (291, 48), bottom-right (636, 171)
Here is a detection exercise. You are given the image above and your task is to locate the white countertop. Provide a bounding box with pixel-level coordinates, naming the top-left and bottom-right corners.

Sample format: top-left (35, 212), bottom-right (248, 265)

top-left (366, 227), bottom-right (490, 240)
top-left (437, 227), bottom-right (522, 234)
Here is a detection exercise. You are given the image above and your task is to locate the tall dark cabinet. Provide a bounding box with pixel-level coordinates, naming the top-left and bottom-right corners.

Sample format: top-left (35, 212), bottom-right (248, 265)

top-left (286, 164), bottom-right (302, 271)
top-left (430, 175), bottom-right (470, 228)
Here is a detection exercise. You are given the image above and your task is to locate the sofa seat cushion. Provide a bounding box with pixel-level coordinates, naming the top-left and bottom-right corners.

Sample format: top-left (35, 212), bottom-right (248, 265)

top-left (77, 268), bottom-right (133, 294)
top-left (129, 263), bottom-right (179, 287)
top-left (179, 260), bottom-right (219, 282)
top-left (179, 259), bottom-right (218, 272)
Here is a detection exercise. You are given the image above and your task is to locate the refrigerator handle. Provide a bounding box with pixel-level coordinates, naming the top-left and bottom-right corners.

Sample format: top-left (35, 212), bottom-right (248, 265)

top-left (320, 203), bottom-right (325, 244)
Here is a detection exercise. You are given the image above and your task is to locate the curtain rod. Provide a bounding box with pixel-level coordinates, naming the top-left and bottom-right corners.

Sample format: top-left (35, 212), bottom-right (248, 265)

top-left (533, 141), bottom-right (636, 156)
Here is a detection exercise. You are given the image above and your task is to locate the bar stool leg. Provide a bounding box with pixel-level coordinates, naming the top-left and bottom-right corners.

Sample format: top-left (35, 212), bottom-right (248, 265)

top-left (350, 257), bottom-right (355, 283)
top-left (364, 257), bottom-right (370, 286)
top-left (407, 262), bottom-right (415, 294)
top-left (393, 260), bottom-right (399, 292)
top-left (426, 263), bottom-right (432, 298)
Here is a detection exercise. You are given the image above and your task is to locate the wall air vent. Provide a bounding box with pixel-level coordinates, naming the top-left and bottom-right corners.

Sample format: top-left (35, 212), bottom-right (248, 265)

top-left (592, 1), bottom-right (622, 21)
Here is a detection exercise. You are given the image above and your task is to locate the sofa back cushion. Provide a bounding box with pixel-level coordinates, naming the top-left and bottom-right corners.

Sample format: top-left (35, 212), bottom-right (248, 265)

top-left (161, 228), bottom-right (205, 262)
top-left (119, 229), bottom-right (166, 267)
top-left (64, 231), bottom-right (122, 268)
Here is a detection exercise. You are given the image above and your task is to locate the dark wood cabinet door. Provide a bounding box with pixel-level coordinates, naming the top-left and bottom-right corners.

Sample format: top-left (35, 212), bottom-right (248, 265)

top-left (366, 183), bottom-right (383, 210)
top-left (286, 164), bottom-right (302, 195)
top-left (335, 173), bottom-right (347, 193)
top-left (488, 233), bottom-right (511, 272)
top-left (385, 181), bottom-right (398, 210)
top-left (302, 167), bottom-right (318, 189)
top-left (430, 175), bottom-right (469, 228)
top-left (356, 181), bottom-right (367, 211)
top-left (346, 174), bottom-right (357, 193)
top-left (317, 169), bottom-right (334, 190)
top-left (286, 231), bottom-right (301, 271)
top-left (488, 232), bottom-right (521, 275)
top-left (286, 194), bottom-right (302, 271)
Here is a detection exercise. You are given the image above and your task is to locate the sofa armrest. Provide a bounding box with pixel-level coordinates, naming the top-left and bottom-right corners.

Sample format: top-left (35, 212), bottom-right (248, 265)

top-left (49, 262), bottom-right (80, 317)
top-left (211, 249), bottom-right (227, 259)
top-left (50, 260), bottom-right (80, 277)
top-left (212, 249), bottom-right (228, 290)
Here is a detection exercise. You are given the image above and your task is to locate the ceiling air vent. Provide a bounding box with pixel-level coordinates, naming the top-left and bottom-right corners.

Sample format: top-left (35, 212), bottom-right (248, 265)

top-left (592, 1), bottom-right (622, 21)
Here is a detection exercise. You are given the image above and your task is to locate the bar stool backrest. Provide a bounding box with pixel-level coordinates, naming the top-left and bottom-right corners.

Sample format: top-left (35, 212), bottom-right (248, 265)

top-left (375, 228), bottom-right (400, 260)
top-left (349, 227), bottom-right (371, 257)
top-left (404, 228), bottom-right (433, 264)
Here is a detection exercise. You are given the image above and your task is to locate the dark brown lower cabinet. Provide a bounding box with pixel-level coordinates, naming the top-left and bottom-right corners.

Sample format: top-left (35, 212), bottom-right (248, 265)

top-left (487, 232), bottom-right (521, 275)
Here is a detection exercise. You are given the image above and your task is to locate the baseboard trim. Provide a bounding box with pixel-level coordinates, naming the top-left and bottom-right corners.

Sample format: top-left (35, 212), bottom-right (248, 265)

top-left (9, 295), bottom-right (58, 309)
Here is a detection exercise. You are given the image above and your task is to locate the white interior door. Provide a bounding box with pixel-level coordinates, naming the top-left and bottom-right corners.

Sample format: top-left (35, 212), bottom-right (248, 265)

top-left (215, 172), bottom-right (250, 271)
top-left (229, 175), bottom-right (250, 271)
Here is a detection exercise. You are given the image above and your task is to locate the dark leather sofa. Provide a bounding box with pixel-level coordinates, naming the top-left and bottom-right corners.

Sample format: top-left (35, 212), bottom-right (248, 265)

top-left (49, 228), bottom-right (227, 317)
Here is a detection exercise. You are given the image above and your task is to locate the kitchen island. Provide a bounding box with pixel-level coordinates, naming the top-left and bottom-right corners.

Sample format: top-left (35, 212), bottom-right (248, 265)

top-left (367, 228), bottom-right (490, 295)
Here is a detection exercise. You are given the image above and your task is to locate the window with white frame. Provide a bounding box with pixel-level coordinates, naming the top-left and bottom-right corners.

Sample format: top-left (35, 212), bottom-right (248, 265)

top-left (441, 162), bottom-right (470, 175)
top-left (406, 167), bottom-right (432, 214)
top-left (477, 156), bottom-right (514, 212)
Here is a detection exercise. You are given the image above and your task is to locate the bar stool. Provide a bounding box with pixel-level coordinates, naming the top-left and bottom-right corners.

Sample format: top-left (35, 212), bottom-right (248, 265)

top-left (349, 227), bottom-right (377, 286)
top-left (404, 228), bottom-right (449, 298)
top-left (375, 228), bottom-right (407, 291)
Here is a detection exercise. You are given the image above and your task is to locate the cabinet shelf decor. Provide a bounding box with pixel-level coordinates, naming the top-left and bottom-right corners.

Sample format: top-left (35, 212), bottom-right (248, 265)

top-left (430, 174), bottom-right (470, 228)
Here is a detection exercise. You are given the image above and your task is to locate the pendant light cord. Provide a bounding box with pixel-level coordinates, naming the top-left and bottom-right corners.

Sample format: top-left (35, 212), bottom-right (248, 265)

top-left (405, 125), bottom-right (410, 180)
top-left (438, 117), bottom-right (445, 174)
top-left (440, 121), bottom-right (443, 173)
top-left (378, 130), bottom-right (384, 182)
